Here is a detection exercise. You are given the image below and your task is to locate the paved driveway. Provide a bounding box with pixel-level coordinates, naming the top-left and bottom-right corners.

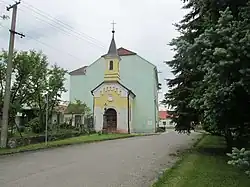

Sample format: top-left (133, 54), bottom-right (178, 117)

top-left (0, 131), bottom-right (200, 187)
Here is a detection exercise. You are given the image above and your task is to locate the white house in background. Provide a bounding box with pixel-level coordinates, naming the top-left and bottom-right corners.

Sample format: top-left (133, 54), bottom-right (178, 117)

top-left (13, 100), bottom-right (91, 128)
top-left (53, 102), bottom-right (86, 127)
top-left (63, 112), bottom-right (85, 127)
top-left (158, 110), bottom-right (174, 128)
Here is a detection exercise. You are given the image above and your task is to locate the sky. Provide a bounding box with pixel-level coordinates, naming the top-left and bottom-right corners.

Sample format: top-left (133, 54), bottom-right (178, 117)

top-left (0, 0), bottom-right (187, 109)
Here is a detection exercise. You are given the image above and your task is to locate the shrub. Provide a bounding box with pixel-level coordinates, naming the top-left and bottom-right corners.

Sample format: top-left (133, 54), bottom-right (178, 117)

top-left (18, 126), bottom-right (25, 133)
top-left (59, 122), bottom-right (73, 129)
top-left (156, 127), bottom-right (166, 132)
top-left (7, 139), bottom-right (17, 148)
top-left (28, 117), bottom-right (42, 133)
top-left (227, 147), bottom-right (250, 176)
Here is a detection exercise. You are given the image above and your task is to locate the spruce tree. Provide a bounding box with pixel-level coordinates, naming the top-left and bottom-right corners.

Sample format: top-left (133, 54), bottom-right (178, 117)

top-left (164, 0), bottom-right (250, 147)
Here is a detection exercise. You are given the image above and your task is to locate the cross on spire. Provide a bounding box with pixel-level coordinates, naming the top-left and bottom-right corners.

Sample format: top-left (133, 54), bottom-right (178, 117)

top-left (111, 20), bottom-right (116, 33)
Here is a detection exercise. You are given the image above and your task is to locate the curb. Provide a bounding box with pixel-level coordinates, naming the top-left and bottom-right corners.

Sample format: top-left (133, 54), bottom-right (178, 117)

top-left (0, 133), bottom-right (158, 156)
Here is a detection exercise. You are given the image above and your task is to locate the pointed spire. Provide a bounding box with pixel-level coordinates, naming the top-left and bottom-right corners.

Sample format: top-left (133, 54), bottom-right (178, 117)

top-left (107, 32), bottom-right (118, 56)
top-left (105, 21), bottom-right (120, 59)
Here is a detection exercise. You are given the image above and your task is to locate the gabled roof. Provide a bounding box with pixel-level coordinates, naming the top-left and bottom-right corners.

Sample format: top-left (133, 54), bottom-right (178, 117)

top-left (54, 105), bottom-right (68, 113)
top-left (101, 47), bottom-right (137, 58)
top-left (91, 81), bottom-right (136, 97)
top-left (117, 47), bottom-right (137, 56)
top-left (69, 66), bottom-right (88, 75)
top-left (70, 47), bottom-right (137, 76)
top-left (159, 111), bottom-right (171, 120)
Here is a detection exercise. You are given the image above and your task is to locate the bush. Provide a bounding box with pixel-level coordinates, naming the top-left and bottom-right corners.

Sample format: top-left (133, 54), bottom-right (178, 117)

top-left (18, 126), bottom-right (25, 133)
top-left (156, 127), bottom-right (166, 132)
top-left (227, 147), bottom-right (250, 176)
top-left (203, 124), bottom-right (224, 136)
top-left (28, 117), bottom-right (42, 133)
top-left (59, 122), bottom-right (73, 129)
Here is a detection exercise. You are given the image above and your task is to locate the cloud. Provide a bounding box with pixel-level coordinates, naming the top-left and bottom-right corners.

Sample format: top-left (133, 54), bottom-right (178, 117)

top-left (0, 0), bottom-right (187, 101)
top-left (0, 23), bottom-right (9, 39)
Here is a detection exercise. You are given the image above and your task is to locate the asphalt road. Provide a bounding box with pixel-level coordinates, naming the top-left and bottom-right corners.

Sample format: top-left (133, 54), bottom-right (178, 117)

top-left (0, 131), bottom-right (200, 187)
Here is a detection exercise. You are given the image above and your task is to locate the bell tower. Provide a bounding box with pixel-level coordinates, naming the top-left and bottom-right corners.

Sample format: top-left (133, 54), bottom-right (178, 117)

top-left (104, 21), bottom-right (121, 82)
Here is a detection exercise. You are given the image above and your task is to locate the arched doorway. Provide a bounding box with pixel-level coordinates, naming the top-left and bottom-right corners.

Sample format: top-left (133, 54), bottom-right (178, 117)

top-left (103, 108), bottom-right (117, 132)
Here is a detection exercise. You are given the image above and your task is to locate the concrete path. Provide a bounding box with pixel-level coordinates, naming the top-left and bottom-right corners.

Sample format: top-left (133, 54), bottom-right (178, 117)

top-left (0, 131), bottom-right (201, 187)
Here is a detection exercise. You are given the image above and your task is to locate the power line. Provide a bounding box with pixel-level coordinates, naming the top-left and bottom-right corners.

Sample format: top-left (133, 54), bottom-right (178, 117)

top-left (0, 0), bottom-right (109, 64)
top-left (21, 0), bottom-right (106, 49)
top-left (17, 7), bottom-right (105, 51)
top-left (25, 35), bottom-right (85, 63)
top-left (0, 1), bottom-right (86, 62)
top-left (18, 8), bottom-right (89, 42)
top-left (1, 0), bottom-right (106, 51)
top-left (0, 22), bottom-right (84, 63)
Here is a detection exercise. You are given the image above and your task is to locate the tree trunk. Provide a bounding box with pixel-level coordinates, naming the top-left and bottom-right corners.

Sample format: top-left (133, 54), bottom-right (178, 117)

top-left (235, 124), bottom-right (249, 148)
top-left (71, 113), bottom-right (74, 127)
top-left (39, 112), bottom-right (45, 133)
top-left (225, 128), bottom-right (234, 152)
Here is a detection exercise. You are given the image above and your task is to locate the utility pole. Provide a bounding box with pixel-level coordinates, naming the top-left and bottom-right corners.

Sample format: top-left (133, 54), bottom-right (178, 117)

top-left (0, 1), bottom-right (25, 148)
top-left (45, 93), bottom-right (49, 145)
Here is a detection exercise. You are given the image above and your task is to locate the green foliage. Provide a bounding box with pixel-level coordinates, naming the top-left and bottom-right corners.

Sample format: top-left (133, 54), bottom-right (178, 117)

top-left (164, 0), bottom-right (250, 148)
top-left (153, 135), bottom-right (250, 187)
top-left (227, 147), bottom-right (250, 176)
top-left (27, 117), bottom-right (41, 133)
top-left (66, 100), bottom-right (91, 115)
top-left (0, 49), bottom-right (67, 134)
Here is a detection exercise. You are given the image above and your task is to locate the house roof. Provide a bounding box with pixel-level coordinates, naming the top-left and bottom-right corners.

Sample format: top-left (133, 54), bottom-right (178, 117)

top-left (69, 47), bottom-right (137, 76)
top-left (91, 80), bottom-right (136, 97)
top-left (104, 31), bottom-right (119, 58)
top-left (117, 47), bottom-right (136, 56)
top-left (101, 47), bottom-right (137, 57)
top-left (159, 111), bottom-right (171, 120)
top-left (54, 105), bottom-right (68, 113)
top-left (69, 66), bottom-right (88, 76)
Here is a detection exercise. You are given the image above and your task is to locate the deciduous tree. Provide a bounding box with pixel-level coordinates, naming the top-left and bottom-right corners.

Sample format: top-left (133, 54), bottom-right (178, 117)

top-left (0, 50), bottom-right (67, 134)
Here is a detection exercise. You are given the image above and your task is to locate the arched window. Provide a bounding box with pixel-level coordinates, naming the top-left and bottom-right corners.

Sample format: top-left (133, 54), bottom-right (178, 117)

top-left (109, 61), bottom-right (113, 70)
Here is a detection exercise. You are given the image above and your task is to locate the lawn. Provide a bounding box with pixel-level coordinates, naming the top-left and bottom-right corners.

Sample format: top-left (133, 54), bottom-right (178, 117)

top-left (153, 135), bottom-right (250, 187)
top-left (0, 133), bottom-right (138, 155)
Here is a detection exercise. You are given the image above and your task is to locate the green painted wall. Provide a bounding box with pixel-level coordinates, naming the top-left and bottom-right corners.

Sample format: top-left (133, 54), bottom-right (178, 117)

top-left (70, 55), bottom-right (158, 133)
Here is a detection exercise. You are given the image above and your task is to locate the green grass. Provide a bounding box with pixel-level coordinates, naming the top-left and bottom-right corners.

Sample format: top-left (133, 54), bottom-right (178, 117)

top-left (10, 129), bottom-right (79, 138)
top-left (10, 131), bottom-right (37, 138)
top-left (153, 135), bottom-right (250, 187)
top-left (0, 133), bottom-right (139, 155)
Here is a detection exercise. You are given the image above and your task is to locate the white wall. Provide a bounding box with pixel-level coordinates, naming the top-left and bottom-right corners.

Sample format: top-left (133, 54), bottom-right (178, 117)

top-left (63, 114), bottom-right (84, 126)
top-left (94, 107), bottom-right (128, 132)
top-left (158, 119), bottom-right (175, 127)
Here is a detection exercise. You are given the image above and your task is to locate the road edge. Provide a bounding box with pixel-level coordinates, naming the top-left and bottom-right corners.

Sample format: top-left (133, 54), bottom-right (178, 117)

top-left (151, 133), bottom-right (206, 187)
top-left (0, 133), bottom-right (161, 157)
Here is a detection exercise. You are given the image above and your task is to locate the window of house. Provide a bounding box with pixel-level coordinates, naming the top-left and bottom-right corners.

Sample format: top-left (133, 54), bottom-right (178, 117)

top-left (109, 61), bottom-right (113, 70)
